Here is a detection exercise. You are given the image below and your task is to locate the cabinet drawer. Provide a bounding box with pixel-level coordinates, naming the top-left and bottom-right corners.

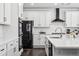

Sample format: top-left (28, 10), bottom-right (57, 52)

top-left (7, 41), bottom-right (14, 50)
top-left (0, 44), bottom-right (6, 54)
top-left (0, 51), bottom-right (6, 56)
top-left (7, 49), bottom-right (14, 56)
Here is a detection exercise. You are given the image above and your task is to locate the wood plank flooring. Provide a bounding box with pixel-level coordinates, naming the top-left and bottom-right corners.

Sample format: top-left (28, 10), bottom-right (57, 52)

top-left (21, 48), bottom-right (46, 56)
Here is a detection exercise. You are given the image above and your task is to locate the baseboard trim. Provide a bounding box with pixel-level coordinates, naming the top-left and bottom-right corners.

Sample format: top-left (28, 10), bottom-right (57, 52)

top-left (33, 45), bottom-right (45, 48)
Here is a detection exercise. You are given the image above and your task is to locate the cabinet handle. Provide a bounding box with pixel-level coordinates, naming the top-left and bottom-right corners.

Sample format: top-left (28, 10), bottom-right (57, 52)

top-left (0, 49), bottom-right (4, 52)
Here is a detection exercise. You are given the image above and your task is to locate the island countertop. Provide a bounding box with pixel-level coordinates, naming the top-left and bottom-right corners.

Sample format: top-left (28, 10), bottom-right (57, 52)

top-left (46, 35), bottom-right (79, 48)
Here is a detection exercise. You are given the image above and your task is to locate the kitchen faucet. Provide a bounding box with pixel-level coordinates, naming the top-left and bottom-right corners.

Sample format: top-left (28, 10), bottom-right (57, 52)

top-left (55, 27), bottom-right (62, 38)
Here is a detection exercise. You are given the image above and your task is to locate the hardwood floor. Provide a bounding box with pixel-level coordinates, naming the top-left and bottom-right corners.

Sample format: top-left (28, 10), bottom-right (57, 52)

top-left (21, 48), bottom-right (46, 56)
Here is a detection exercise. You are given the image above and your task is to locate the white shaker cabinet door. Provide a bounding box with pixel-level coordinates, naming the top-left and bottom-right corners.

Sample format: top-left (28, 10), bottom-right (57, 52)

top-left (33, 35), bottom-right (40, 48)
top-left (34, 11), bottom-right (40, 27)
top-left (23, 11), bottom-right (35, 20)
top-left (40, 35), bottom-right (45, 46)
top-left (45, 11), bottom-right (51, 27)
top-left (66, 11), bottom-right (72, 27)
top-left (66, 11), bottom-right (79, 27)
top-left (71, 12), bottom-right (79, 27)
top-left (39, 11), bottom-right (46, 27)
top-left (4, 3), bottom-right (11, 25)
top-left (7, 49), bottom-right (14, 56)
top-left (0, 3), bottom-right (4, 24)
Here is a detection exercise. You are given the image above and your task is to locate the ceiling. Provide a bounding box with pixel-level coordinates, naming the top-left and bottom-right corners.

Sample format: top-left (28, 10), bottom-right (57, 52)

top-left (23, 3), bottom-right (79, 9)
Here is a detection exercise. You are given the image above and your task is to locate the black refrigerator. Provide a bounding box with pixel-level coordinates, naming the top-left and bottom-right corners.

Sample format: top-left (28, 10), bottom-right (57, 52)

top-left (22, 21), bottom-right (33, 49)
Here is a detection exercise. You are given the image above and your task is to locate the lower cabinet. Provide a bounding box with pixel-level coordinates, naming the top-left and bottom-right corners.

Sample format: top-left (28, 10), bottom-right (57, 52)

top-left (6, 39), bottom-right (19, 56)
top-left (33, 35), bottom-right (40, 48)
top-left (7, 48), bottom-right (14, 56)
top-left (39, 35), bottom-right (45, 48)
top-left (0, 39), bottom-right (19, 56)
top-left (0, 51), bottom-right (6, 56)
top-left (0, 44), bottom-right (6, 56)
top-left (33, 34), bottom-right (45, 48)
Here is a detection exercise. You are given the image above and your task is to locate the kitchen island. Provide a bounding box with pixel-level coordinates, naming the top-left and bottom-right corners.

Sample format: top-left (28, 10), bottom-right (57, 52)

top-left (45, 35), bottom-right (79, 56)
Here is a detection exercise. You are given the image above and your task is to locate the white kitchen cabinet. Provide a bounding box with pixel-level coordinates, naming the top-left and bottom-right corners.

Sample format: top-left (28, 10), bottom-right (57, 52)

top-left (66, 11), bottom-right (79, 27)
top-left (33, 34), bottom-right (45, 48)
top-left (6, 40), bottom-right (14, 56)
top-left (39, 11), bottom-right (46, 27)
top-left (45, 11), bottom-right (51, 27)
top-left (0, 3), bottom-right (11, 25)
top-left (39, 35), bottom-right (45, 46)
top-left (4, 3), bottom-right (11, 25)
top-left (0, 3), bottom-right (4, 24)
top-left (6, 39), bottom-right (19, 56)
top-left (34, 11), bottom-right (40, 27)
top-left (23, 10), bottom-right (51, 27)
top-left (0, 51), bottom-right (6, 56)
top-left (23, 11), bottom-right (36, 20)
top-left (7, 49), bottom-right (14, 56)
top-left (33, 35), bottom-right (40, 48)
top-left (34, 11), bottom-right (51, 27)
top-left (0, 39), bottom-right (19, 56)
top-left (0, 44), bottom-right (6, 56)
top-left (14, 39), bottom-right (19, 56)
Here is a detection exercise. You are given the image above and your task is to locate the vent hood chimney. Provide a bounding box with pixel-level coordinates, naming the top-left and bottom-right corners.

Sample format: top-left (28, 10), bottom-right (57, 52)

top-left (52, 8), bottom-right (65, 22)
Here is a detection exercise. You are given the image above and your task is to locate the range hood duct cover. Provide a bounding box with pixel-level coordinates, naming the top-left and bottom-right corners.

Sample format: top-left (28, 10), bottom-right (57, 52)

top-left (52, 8), bottom-right (65, 22)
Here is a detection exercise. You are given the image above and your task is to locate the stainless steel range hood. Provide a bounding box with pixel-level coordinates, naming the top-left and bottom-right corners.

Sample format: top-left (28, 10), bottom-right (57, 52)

top-left (52, 8), bottom-right (65, 22)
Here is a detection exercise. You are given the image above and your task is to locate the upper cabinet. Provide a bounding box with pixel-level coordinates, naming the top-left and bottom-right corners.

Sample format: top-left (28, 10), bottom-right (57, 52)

top-left (37, 11), bottom-right (51, 27)
top-left (0, 3), bottom-right (4, 24)
top-left (23, 10), bottom-right (51, 27)
top-left (34, 11), bottom-right (51, 27)
top-left (66, 11), bottom-right (79, 27)
top-left (4, 3), bottom-right (11, 25)
top-left (19, 3), bottom-right (23, 18)
top-left (0, 3), bottom-right (11, 25)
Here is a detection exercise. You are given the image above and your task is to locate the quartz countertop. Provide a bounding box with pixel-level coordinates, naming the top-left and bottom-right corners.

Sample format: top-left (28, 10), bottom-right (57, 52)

top-left (46, 35), bottom-right (79, 48)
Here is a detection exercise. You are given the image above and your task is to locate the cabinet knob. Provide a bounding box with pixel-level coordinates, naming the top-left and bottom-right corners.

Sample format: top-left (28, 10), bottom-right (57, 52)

top-left (0, 49), bottom-right (4, 52)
